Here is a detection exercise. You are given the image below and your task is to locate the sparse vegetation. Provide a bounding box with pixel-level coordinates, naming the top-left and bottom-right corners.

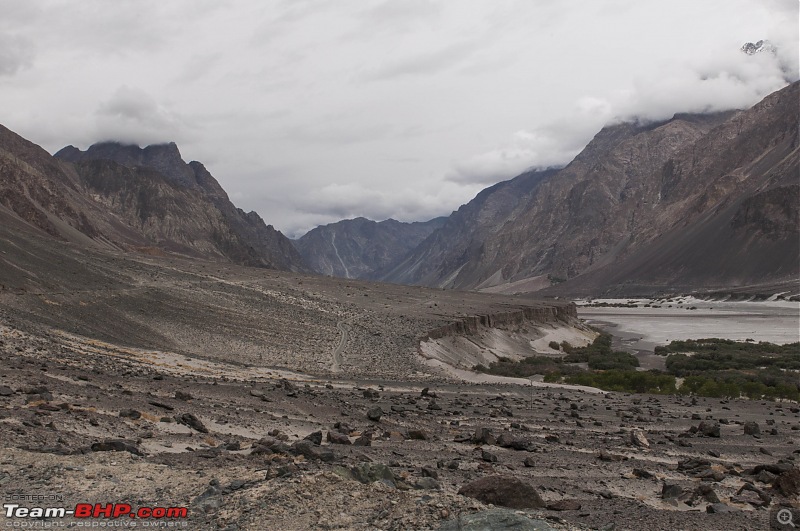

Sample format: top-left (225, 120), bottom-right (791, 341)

top-left (548, 340), bottom-right (560, 351)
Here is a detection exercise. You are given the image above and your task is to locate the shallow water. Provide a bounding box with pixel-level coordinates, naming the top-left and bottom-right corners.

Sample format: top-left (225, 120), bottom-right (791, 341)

top-left (577, 297), bottom-right (800, 349)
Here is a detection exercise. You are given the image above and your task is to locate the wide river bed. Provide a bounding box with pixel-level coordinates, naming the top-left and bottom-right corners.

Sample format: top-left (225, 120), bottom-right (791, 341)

top-left (576, 297), bottom-right (799, 369)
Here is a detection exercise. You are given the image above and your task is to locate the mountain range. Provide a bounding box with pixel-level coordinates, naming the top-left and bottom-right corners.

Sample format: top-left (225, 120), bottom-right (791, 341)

top-left (322, 81), bottom-right (799, 296)
top-left (0, 81), bottom-right (797, 297)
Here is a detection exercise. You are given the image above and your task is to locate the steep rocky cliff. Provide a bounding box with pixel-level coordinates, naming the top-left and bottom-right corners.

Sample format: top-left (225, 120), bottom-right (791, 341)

top-left (0, 129), bottom-right (308, 271)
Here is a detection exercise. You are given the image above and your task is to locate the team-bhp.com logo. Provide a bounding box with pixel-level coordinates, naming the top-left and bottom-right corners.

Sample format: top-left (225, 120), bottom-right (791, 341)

top-left (4, 503), bottom-right (188, 523)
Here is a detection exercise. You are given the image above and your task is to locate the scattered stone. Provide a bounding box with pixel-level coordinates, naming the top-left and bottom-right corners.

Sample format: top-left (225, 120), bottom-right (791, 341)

top-left (414, 477), bottom-right (440, 490)
top-left (303, 431), bottom-right (323, 445)
top-left (743, 421), bottom-right (760, 437)
top-left (174, 391), bottom-right (193, 401)
top-left (350, 463), bottom-right (396, 488)
top-left (547, 500), bottom-right (581, 511)
top-left (175, 413), bottom-right (208, 433)
top-left (119, 409), bottom-right (141, 420)
top-left (633, 468), bottom-right (654, 480)
top-left (327, 431), bottom-right (351, 445)
top-left (472, 427), bottom-right (496, 445)
top-left (148, 401), bottom-right (174, 411)
top-left (773, 467), bottom-right (800, 497)
top-left (598, 450), bottom-right (626, 462)
top-left (629, 429), bottom-right (649, 448)
top-left (367, 406), bottom-right (383, 421)
top-left (458, 475), bottom-right (545, 509)
top-left (661, 483), bottom-right (683, 499)
top-left (249, 389), bottom-right (264, 398)
top-left (353, 432), bottom-right (372, 446)
top-left (407, 429), bottom-right (428, 441)
top-left (91, 440), bottom-right (143, 456)
top-left (191, 483), bottom-right (222, 514)
top-left (481, 449), bottom-right (498, 463)
top-left (523, 456), bottom-right (536, 467)
top-left (362, 388), bottom-right (379, 399)
top-left (427, 400), bottom-right (442, 411)
top-left (0, 386), bottom-right (13, 397)
top-left (697, 421), bottom-right (720, 438)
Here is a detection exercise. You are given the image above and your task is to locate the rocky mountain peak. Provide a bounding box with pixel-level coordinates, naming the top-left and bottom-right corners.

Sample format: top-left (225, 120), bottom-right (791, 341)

top-left (741, 40), bottom-right (777, 56)
top-left (55, 141), bottom-right (198, 189)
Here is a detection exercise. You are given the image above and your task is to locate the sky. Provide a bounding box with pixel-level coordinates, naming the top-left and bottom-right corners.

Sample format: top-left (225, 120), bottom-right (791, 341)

top-left (1, 0), bottom-right (797, 238)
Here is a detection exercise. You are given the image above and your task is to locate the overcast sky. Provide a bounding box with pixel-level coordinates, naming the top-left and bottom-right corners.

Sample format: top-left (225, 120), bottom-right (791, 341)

top-left (2, 0), bottom-right (797, 238)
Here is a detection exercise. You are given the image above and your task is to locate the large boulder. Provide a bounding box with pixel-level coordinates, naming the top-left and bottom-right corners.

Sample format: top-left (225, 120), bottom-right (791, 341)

top-left (458, 475), bottom-right (545, 509)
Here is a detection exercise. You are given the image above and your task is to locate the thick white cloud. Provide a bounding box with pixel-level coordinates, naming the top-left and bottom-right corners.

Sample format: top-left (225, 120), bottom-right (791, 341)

top-left (94, 86), bottom-right (192, 146)
top-left (0, 0), bottom-right (796, 237)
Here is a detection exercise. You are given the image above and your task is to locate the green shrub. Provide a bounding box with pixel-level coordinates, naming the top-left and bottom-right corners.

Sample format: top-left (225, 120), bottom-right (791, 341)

top-left (548, 341), bottom-right (561, 351)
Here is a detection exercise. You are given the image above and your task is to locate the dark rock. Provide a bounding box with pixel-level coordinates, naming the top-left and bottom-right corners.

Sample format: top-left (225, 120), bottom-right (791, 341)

top-left (633, 468), bottom-right (654, 479)
top-left (472, 427), bottom-right (496, 445)
top-left (697, 421), bottom-right (720, 438)
top-left (174, 391), bottom-right (193, 401)
top-left (661, 483), bottom-right (683, 499)
top-left (414, 477), bottom-right (440, 490)
top-left (350, 463), bottom-right (395, 487)
top-left (422, 467), bottom-right (439, 479)
top-left (367, 406), bottom-right (383, 421)
top-left (304, 430), bottom-right (323, 445)
top-left (735, 483), bottom-right (771, 506)
top-left (743, 421), bottom-right (761, 437)
top-left (523, 456), bottom-right (536, 467)
top-left (598, 450), bottom-right (626, 462)
top-left (0, 386), bottom-right (13, 396)
top-left (91, 439), bottom-right (144, 456)
top-left (408, 429), bottom-right (429, 441)
top-left (546, 500), bottom-right (581, 511)
top-left (362, 388), bottom-right (379, 399)
top-left (119, 409), bottom-right (141, 420)
top-left (290, 440), bottom-right (334, 462)
top-left (148, 401), bottom-right (174, 411)
top-left (481, 449), bottom-right (498, 463)
top-left (353, 432), bottom-right (372, 446)
top-left (496, 433), bottom-right (533, 451)
top-left (458, 475), bottom-right (546, 509)
top-left (427, 400), bottom-right (442, 411)
top-left (175, 413), bottom-right (208, 433)
top-left (773, 467), bottom-right (800, 497)
top-left (327, 431), bottom-right (351, 445)
top-left (191, 484), bottom-right (222, 514)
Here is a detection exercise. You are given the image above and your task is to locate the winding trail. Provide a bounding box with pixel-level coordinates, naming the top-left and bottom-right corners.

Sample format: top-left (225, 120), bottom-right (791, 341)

top-left (331, 318), bottom-right (353, 373)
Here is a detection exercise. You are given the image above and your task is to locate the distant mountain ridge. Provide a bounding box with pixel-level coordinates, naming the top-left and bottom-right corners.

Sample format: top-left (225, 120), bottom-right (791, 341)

top-left (0, 131), bottom-right (308, 271)
top-left (294, 216), bottom-right (446, 279)
top-left (379, 81), bottom-right (800, 295)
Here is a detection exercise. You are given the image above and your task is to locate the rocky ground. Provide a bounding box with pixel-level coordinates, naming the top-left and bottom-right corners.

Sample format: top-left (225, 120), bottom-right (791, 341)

top-left (1, 316), bottom-right (798, 530)
top-left (0, 224), bottom-right (798, 530)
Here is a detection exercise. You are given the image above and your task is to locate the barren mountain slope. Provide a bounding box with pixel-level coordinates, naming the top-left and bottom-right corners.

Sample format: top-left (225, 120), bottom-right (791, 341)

top-left (294, 216), bottom-right (446, 279)
top-left (382, 82), bottom-right (799, 295)
top-left (52, 141), bottom-right (308, 271)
